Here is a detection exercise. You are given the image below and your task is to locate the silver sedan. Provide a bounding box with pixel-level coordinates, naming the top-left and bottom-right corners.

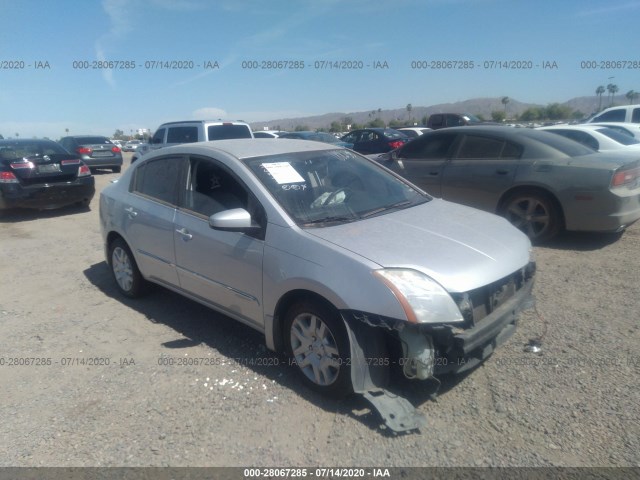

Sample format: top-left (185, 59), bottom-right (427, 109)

top-left (100, 139), bottom-right (535, 430)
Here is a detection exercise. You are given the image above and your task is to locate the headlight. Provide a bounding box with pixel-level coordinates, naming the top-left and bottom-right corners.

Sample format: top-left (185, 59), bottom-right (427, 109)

top-left (374, 269), bottom-right (463, 324)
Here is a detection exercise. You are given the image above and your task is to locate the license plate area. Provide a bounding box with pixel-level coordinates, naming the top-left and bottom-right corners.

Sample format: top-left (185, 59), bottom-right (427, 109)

top-left (92, 151), bottom-right (112, 157)
top-left (37, 164), bottom-right (61, 174)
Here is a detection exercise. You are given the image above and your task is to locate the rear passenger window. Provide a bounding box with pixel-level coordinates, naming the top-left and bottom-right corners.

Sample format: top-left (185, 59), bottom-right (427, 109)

top-left (633, 108), bottom-right (640, 123)
top-left (133, 157), bottom-right (183, 205)
top-left (167, 126), bottom-right (198, 143)
top-left (457, 135), bottom-right (505, 159)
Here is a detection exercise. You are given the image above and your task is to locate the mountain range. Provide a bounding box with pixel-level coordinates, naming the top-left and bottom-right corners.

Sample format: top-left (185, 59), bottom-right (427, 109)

top-left (250, 95), bottom-right (634, 131)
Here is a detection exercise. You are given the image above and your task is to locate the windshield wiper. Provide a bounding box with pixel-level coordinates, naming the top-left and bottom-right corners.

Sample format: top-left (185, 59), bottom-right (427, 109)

top-left (302, 215), bottom-right (359, 226)
top-left (360, 200), bottom-right (413, 218)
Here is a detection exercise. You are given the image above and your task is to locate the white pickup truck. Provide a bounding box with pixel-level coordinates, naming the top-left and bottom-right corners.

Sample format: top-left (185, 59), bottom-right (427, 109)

top-left (131, 120), bottom-right (254, 163)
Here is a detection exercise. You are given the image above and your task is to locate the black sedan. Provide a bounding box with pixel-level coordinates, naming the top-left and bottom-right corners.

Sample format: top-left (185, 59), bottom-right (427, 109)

top-left (59, 135), bottom-right (123, 173)
top-left (0, 139), bottom-right (95, 212)
top-left (340, 128), bottom-right (408, 154)
top-left (375, 126), bottom-right (640, 242)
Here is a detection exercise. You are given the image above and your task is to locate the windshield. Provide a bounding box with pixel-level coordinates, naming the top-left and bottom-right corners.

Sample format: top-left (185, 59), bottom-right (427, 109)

top-left (244, 149), bottom-right (429, 226)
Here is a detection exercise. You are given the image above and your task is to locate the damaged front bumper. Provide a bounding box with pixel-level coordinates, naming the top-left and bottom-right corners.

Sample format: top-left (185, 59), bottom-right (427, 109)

top-left (340, 262), bottom-right (535, 432)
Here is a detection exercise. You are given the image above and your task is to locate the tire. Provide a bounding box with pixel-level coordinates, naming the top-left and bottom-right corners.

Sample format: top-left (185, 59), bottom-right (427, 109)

top-left (500, 190), bottom-right (562, 242)
top-left (112, 166), bottom-right (121, 173)
top-left (285, 300), bottom-right (353, 399)
top-left (108, 238), bottom-right (147, 298)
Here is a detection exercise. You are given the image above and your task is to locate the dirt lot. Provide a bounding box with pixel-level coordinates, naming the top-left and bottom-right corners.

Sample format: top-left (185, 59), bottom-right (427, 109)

top-left (1, 152), bottom-right (639, 468)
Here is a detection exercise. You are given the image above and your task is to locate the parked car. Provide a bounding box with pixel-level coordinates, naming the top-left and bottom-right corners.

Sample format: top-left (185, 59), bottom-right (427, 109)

top-left (100, 139), bottom-right (535, 429)
top-left (279, 131), bottom-right (353, 148)
top-left (122, 140), bottom-right (142, 152)
top-left (340, 128), bottom-right (408, 154)
top-left (132, 120), bottom-right (254, 163)
top-left (587, 104), bottom-right (640, 124)
top-left (253, 130), bottom-right (287, 138)
top-left (397, 127), bottom-right (432, 138)
top-left (59, 135), bottom-right (123, 173)
top-left (538, 125), bottom-right (640, 152)
top-left (588, 122), bottom-right (640, 140)
top-left (0, 138), bottom-right (95, 212)
top-left (375, 126), bottom-right (640, 242)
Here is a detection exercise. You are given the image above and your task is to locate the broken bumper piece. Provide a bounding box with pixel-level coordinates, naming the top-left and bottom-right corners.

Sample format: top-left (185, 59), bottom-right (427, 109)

top-left (339, 269), bottom-right (534, 432)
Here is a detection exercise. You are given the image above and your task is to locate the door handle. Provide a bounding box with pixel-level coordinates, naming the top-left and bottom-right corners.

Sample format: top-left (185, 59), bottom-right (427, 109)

top-left (428, 171), bottom-right (440, 176)
top-left (496, 169), bottom-right (510, 175)
top-left (124, 206), bottom-right (137, 218)
top-left (175, 228), bottom-right (193, 241)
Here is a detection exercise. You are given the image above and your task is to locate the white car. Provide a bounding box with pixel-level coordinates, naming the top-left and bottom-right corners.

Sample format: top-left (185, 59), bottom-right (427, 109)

top-left (397, 127), bottom-right (432, 139)
top-left (537, 125), bottom-right (640, 152)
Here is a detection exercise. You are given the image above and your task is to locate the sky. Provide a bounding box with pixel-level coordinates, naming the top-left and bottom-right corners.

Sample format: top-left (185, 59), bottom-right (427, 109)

top-left (1, 0), bottom-right (639, 139)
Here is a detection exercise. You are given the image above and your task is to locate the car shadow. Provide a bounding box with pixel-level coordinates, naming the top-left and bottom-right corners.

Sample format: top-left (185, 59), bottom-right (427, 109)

top-left (537, 230), bottom-right (624, 251)
top-left (0, 204), bottom-right (91, 223)
top-left (83, 260), bottom-right (466, 435)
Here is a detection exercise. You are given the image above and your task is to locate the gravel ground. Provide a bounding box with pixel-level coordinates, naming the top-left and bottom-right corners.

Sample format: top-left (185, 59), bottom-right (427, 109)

top-left (1, 153), bottom-right (639, 468)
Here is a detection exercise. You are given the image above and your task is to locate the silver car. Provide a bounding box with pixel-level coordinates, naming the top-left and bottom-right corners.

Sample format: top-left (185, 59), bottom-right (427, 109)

top-left (100, 139), bottom-right (535, 430)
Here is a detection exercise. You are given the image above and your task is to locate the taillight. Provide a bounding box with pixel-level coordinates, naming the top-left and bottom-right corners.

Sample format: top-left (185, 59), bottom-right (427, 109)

top-left (112, 146), bottom-right (121, 153)
top-left (0, 171), bottom-right (19, 183)
top-left (61, 159), bottom-right (81, 165)
top-left (611, 166), bottom-right (640, 188)
top-left (76, 147), bottom-right (92, 154)
top-left (10, 161), bottom-right (35, 169)
top-left (388, 140), bottom-right (405, 149)
top-left (78, 164), bottom-right (91, 177)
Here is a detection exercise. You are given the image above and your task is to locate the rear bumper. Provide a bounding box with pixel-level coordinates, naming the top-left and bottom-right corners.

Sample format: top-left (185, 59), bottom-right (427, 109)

top-left (563, 187), bottom-right (640, 232)
top-left (0, 178), bottom-right (95, 210)
top-left (81, 155), bottom-right (123, 168)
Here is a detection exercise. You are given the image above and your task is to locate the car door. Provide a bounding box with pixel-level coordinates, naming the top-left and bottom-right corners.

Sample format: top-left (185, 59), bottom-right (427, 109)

top-left (440, 133), bottom-right (521, 211)
top-left (173, 155), bottom-right (265, 327)
top-left (124, 156), bottom-right (184, 287)
top-left (385, 131), bottom-right (458, 197)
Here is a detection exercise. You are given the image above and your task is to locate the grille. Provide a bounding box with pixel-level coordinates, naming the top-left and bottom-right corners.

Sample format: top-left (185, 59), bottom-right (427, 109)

top-left (453, 262), bottom-right (535, 326)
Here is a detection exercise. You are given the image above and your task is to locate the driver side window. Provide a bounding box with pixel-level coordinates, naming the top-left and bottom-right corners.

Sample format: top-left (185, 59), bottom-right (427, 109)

top-left (181, 157), bottom-right (265, 228)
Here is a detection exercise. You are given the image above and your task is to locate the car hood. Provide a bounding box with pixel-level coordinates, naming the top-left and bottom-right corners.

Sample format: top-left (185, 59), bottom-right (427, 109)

top-left (305, 199), bottom-right (532, 292)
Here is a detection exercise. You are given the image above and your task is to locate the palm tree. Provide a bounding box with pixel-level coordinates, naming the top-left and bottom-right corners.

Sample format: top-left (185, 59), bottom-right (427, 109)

top-left (501, 96), bottom-right (510, 117)
top-left (607, 83), bottom-right (619, 106)
top-left (406, 103), bottom-right (413, 124)
top-left (595, 86), bottom-right (605, 111)
top-left (626, 90), bottom-right (638, 105)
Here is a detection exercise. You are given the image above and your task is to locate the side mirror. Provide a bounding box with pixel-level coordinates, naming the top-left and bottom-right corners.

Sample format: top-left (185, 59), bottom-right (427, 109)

top-left (209, 208), bottom-right (260, 232)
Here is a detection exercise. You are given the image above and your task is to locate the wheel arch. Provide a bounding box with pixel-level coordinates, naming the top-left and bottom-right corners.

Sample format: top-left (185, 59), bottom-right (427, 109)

top-left (497, 184), bottom-right (566, 229)
top-left (271, 289), bottom-right (340, 354)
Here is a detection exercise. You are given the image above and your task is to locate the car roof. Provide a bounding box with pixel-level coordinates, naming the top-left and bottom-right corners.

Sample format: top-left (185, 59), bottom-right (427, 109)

top-left (153, 138), bottom-right (338, 160)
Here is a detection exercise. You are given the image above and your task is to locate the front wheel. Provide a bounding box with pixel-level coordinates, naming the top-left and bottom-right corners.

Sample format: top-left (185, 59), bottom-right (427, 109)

top-left (108, 238), bottom-right (148, 298)
top-left (501, 190), bottom-right (561, 242)
top-left (285, 300), bottom-right (353, 399)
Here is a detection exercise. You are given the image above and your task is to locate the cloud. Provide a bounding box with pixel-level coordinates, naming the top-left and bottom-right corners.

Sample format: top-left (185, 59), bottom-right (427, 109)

top-left (191, 107), bottom-right (229, 119)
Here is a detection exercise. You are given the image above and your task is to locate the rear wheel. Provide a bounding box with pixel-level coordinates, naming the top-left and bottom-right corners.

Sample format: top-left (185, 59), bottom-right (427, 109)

top-left (108, 238), bottom-right (147, 298)
top-left (501, 190), bottom-right (561, 242)
top-left (285, 300), bottom-right (352, 399)
top-left (112, 166), bottom-right (121, 173)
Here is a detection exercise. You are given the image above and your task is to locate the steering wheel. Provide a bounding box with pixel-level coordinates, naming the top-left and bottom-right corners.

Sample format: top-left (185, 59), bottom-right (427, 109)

top-left (322, 187), bottom-right (352, 206)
